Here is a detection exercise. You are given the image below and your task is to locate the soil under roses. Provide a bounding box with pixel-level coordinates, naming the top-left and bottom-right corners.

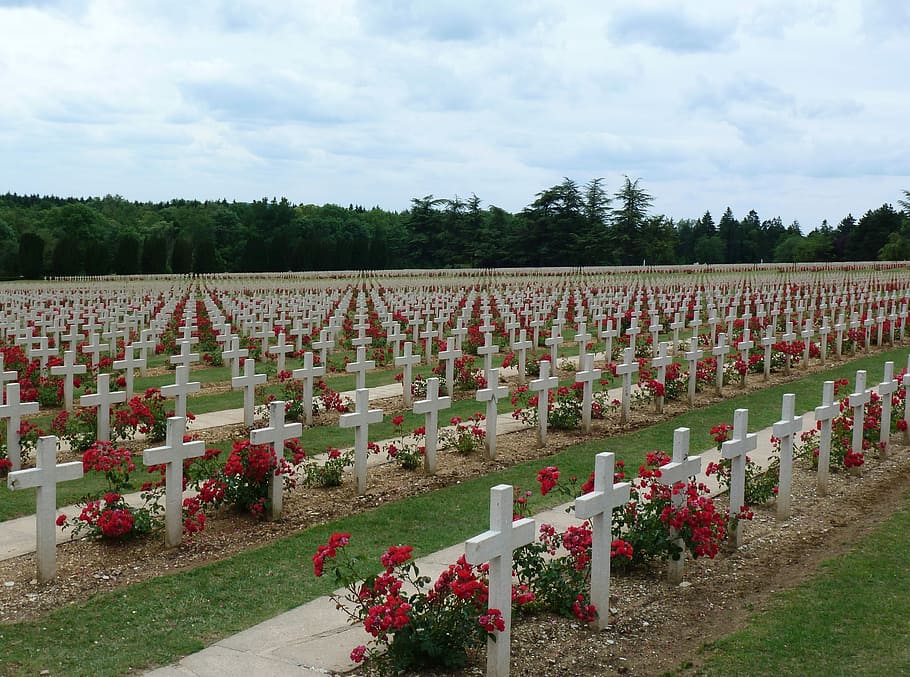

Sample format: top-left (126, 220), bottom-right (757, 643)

top-left (0, 358), bottom-right (904, 676)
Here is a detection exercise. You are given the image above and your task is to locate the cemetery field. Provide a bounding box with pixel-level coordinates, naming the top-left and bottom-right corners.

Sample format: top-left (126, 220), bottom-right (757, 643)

top-left (3, 345), bottom-right (910, 675)
top-left (4, 267), bottom-right (910, 675)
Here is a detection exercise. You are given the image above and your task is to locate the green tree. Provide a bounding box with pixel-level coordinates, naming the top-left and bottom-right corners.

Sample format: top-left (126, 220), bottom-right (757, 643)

top-left (610, 176), bottom-right (653, 265)
top-left (18, 231), bottom-right (45, 278)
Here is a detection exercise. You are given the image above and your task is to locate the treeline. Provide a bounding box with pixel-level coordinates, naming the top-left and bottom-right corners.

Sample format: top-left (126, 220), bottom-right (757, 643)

top-left (1, 178), bottom-right (908, 277)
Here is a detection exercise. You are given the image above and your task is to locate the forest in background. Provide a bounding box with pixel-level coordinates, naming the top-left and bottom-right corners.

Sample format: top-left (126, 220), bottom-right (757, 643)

top-left (1, 178), bottom-right (909, 277)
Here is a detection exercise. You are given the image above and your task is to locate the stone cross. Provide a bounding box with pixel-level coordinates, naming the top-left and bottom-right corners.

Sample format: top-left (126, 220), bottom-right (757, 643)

top-left (222, 335), bottom-right (249, 378)
top-left (112, 343), bottom-right (146, 400)
top-left (292, 351), bottom-right (325, 426)
top-left (510, 329), bottom-right (533, 386)
top-left (413, 377), bottom-right (451, 475)
top-left (0, 354), bottom-right (16, 406)
top-left (136, 328), bottom-right (156, 375)
top-left (529, 359), bottom-right (558, 447)
top-left (669, 313), bottom-right (685, 354)
top-left (781, 321), bottom-right (797, 374)
top-left (394, 341), bottom-right (420, 407)
top-left (658, 428), bottom-right (701, 583)
top-left (387, 322), bottom-right (406, 359)
top-left (419, 320), bottom-right (438, 365)
top-left (465, 484), bottom-right (536, 677)
top-left (438, 336), bottom-right (463, 396)
top-left (648, 318), bottom-right (663, 357)
top-left (29, 336), bottom-right (56, 376)
top-left (7, 435), bottom-right (82, 581)
top-left (143, 417), bottom-right (204, 547)
top-left (61, 324), bottom-right (81, 353)
top-left (878, 361), bottom-right (898, 457)
top-left (232, 358), bottom-right (267, 427)
top-left (615, 346), bottom-right (638, 425)
top-left (721, 408), bottom-right (757, 548)
top-left (339, 388), bottom-right (383, 495)
top-left (50, 350), bottom-right (87, 411)
top-left (817, 317), bottom-right (831, 365)
top-left (574, 452), bottom-right (631, 631)
top-left (814, 381), bottom-right (838, 496)
top-left (82, 331), bottom-right (108, 367)
top-left (800, 320), bottom-right (814, 370)
top-left (737, 328), bottom-right (754, 387)
top-left (848, 370), bottom-right (871, 461)
top-left (251, 400), bottom-right (302, 520)
top-left (834, 313), bottom-right (846, 358)
top-left (575, 352), bottom-right (602, 433)
top-left (312, 329), bottom-right (334, 369)
top-left (161, 364), bottom-right (201, 419)
top-left (346, 345), bottom-right (375, 391)
top-left (772, 393), bottom-right (802, 520)
top-left (651, 341), bottom-right (672, 414)
top-left (268, 331), bottom-right (295, 373)
top-left (760, 324), bottom-right (775, 380)
top-left (80, 373), bottom-right (127, 442)
top-left (170, 339), bottom-right (200, 369)
top-left (599, 320), bottom-right (618, 364)
top-left (574, 322), bottom-right (592, 359)
top-left (476, 368), bottom-right (509, 459)
top-left (544, 325), bottom-right (563, 366)
top-left (712, 333), bottom-right (730, 395)
top-left (683, 337), bottom-right (703, 406)
top-left (477, 330), bottom-right (500, 382)
top-left (0, 383), bottom-right (39, 472)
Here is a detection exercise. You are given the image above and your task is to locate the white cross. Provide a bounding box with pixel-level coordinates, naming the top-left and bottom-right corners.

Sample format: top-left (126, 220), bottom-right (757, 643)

top-left (112, 343), bottom-right (146, 400)
top-left (657, 427), bottom-right (701, 583)
top-left (575, 452), bottom-right (631, 630)
top-left (292, 351), bottom-right (325, 426)
top-left (544, 325), bottom-right (563, 366)
top-left (737, 328), bottom-right (754, 386)
top-left (134, 329), bottom-right (156, 375)
top-left (878, 361), bottom-right (898, 457)
top-left (143, 417), bottom-right (204, 547)
top-left (683, 337), bottom-right (703, 406)
top-left (669, 313), bottom-right (686, 354)
top-left (529, 317), bottom-right (545, 349)
top-left (222, 335), bottom-right (249, 378)
top-left (232, 358), bottom-right (267, 428)
top-left (386, 322), bottom-right (406, 359)
top-left (476, 368), bottom-right (509, 459)
top-left (251, 400), bottom-right (303, 520)
top-left (438, 336), bottom-right (463, 395)
top-left (0, 354), bottom-right (17, 406)
top-left (529, 359), bottom-right (558, 446)
top-left (575, 352), bottom-right (602, 433)
top-left (722, 408), bottom-right (757, 548)
top-left (848, 370), bottom-right (871, 458)
top-left (712, 332), bottom-right (730, 394)
top-left (477, 330), bottom-right (500, 382)
top-left (80, 373), bottom-right (127, 443)
top-left (8, 435), bottom-right (82, 581)
top-left (394, 342), bottom-right (420, 407)
top-left (814, 380), bottom-right (839, 496)
top-left (760, 324), bottom-right (775, 380)
top-left (268, 332), bottom-right (295, 373)
top-left (81, 331), bottom-right (108, 367)
top-left (800, 320), bottom-right (814, 370)
top-left (50, 350), bottom-right (87, 411)
top-left (834, 313), bottom-right (847, 358)
top-left (574, 322), bottom-right (592, 355)
top-left (312, 329), bottom-right (334, 369)
top-left (615, 346), bottom-right (639, 425)
top-left (419, 320), bottom-right (438, 365)
top-left (413, 377), bottom-right (451, 475)
top-left (510, 329), bottom-right (533, 387)
top-left (161, 364), bottom-right (200, 419)
top-left (29, 336), bottom-right (56, 375)
top-left (346, 345), bottom-right (375, 391)
top-left (61, 324), bottom-right (82, 353)
top-left (0, 383), bottom-right (39, 472)
top-left (772, 393), bottom-right (802, 520)
top-left (339, 388), bottom-right (383, 495)
top-left (651, 341), bottom-right (672, 414)
top-left (465, 484), bottom-right (535, 677)
top-left (598, 319), bottom-right (619, 365)
top-left (169, 339), bottom-right (200, 369)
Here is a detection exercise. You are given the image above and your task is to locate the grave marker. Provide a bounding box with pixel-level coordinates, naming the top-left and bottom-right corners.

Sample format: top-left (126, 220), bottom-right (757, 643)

top-left (292, 351), bottom-right (325, 426)
top-left (251, 400), bottom-right (303, 520)
top-left (772, 393), bottom-right (802, 520)
top-left (657, 428), bottom-right (701, 583)
top-left (529, 359), bottom-right (558, 446)
top-left (79, 373), bottom-right (127, 442)
top-left (394, 341), bottom-right (420, 407)
top-left (232, 358), bottom-right (267, 427)
top-left (721, 408), bottom-right (757, 548)
top-left (814, 381), bottom-right (838, 495)
top-left (413, 377), bottom-right (451, 475)
top-left (0, 383), bottom-right (39, 472)
top-left (339, 388), bottom-right (383, 495)
top-left (161, 364), bottom-right (201, 419)
top-left (49, 350), bottom-right (87, 411)
top-left (476, 368), bottom-right (509, 459)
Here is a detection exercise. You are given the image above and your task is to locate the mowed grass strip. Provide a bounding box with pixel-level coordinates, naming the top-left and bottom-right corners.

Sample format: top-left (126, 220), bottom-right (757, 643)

top-left (699, 493), bottom-right (910, 676)
top-left (0, 347), bottom-right (907, 675)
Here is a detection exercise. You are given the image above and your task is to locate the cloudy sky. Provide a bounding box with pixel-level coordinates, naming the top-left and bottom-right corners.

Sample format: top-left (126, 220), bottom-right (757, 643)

top-left (1, 0), bottom-right (908, 230)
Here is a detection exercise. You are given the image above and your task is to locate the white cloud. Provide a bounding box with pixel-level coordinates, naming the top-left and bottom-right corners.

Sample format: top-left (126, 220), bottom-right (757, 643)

top-left (0, 0), bottom-right (907, 230)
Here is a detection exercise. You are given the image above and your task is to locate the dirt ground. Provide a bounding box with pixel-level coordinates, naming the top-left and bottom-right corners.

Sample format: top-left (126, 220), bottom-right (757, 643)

top-left (0, 356), bottom-right (906, 676)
